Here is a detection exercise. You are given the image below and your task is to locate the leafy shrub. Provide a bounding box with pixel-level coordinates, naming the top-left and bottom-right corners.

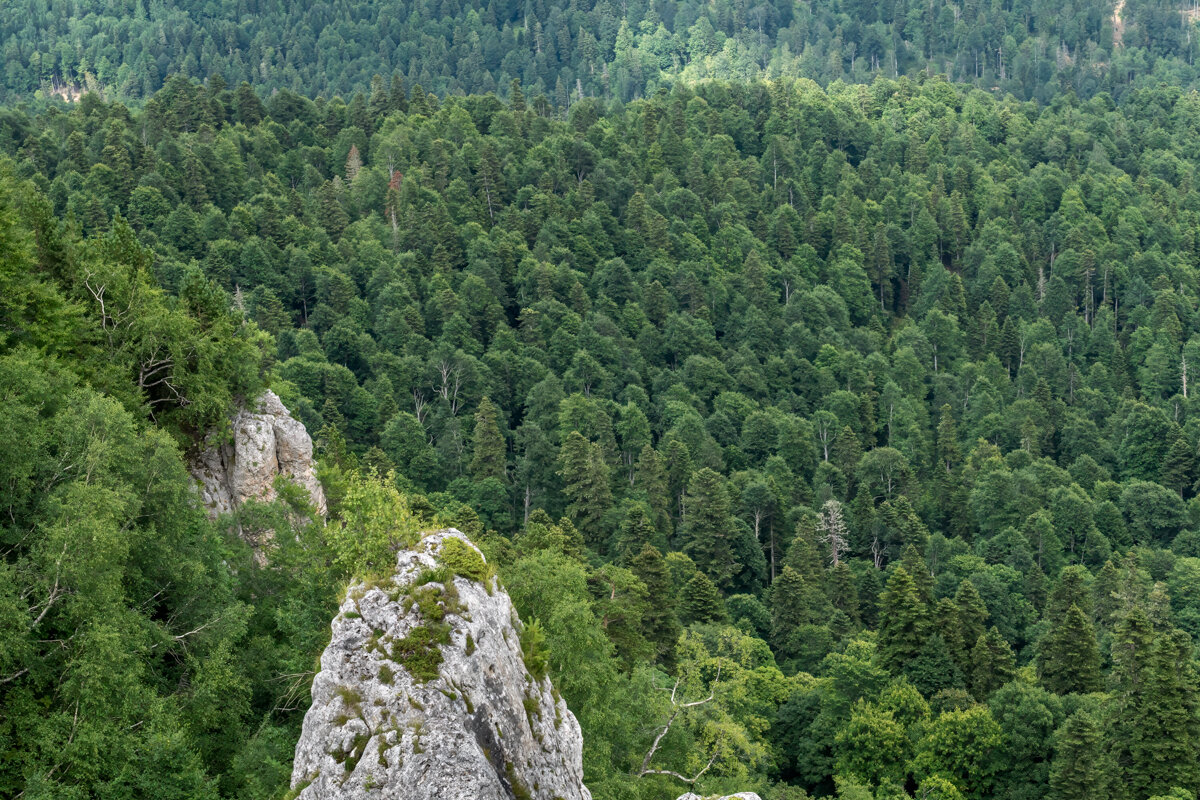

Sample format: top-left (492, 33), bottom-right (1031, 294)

top-left (439, 536), bottom-right (491, 583)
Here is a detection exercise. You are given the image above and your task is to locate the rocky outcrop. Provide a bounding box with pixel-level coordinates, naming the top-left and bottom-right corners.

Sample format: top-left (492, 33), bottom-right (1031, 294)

top-left (190, 390), bottom-right (326, 524)
top-left (290, 529), bottom-right (590, 800)
top-left (676, 794), bottom-right (762, 800)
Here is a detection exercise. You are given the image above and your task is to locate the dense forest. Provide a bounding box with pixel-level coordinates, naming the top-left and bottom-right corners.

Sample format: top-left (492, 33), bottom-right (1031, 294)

top-left (6, 11), bottom-right (1200, 799)
top-left (3, 0), bottom-right (1200, 105)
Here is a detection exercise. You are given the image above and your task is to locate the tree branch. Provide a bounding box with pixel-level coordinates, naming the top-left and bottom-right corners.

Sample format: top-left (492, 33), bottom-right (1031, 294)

top-left (636, 660), bottom-right (722, 782)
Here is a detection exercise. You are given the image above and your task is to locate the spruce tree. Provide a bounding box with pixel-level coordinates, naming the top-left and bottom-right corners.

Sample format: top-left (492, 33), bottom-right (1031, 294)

top-left (679, 572), bottom-right (726, 625)
top-left (1038, 604), bottom-right (1102, 694)
top-left (969, 628), bottom-right (1017, 699)
top-left (934, 597), bottom-right (966, 673)
top-left (630, 544), bottom-right (681, 669)
top-left (615, 503), bottom-right (659, 562)
top-left (954, 579), bottom-right (989, 667)
top-left (770, 565), bottom-right (824, 654)
top-left (1160, 435), bottom-right (1195, 497)
top-left (681, 468), bottom-right (736, 588)
top-left (877, 566), bottom-right (930, 674)
top-left (1136, 628), bottom-right (1200, 796)
top-left (559, 431), bottom-right (612, 549)
top-left (830, 561), bottom-right (860, 622)
top-left (1093, 559), bottom-right (1121, 629)
top-left (1049, 711), bottom-right (1106, 800)
top-left (633, 443), bottom-right (671, 535)
top-left (469, 395), bottom-right (506, 482)
top-left (1107, 605), bottom-right (1157, 799)
top-left (900, 544), bottom-right (935, 605)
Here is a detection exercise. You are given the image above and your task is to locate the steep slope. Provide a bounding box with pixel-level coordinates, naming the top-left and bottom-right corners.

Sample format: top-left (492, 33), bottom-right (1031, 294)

top-left (290, 529), bottom-right (590, 800)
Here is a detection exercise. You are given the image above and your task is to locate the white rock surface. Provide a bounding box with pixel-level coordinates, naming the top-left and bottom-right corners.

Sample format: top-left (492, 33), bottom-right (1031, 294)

top-left (290, 529), bottom-right (591, 800)
top-left (190, 390), bottom-right (327, 524)
top-left (676, 794), bottom-right (763, 800)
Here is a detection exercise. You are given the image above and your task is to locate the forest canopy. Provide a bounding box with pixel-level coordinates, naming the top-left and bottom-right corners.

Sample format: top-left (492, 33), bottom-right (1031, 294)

top-left (4, 8), bottom-right (1200, 798)
top-left (2, 0), bottom-right (1200, 105)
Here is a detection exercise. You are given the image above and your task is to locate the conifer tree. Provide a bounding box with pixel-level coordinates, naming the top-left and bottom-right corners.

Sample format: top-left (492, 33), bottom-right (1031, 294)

top-left (1107, 605), bottom-right (1157, 799)
top-left (877, 566), bottom-right (930, 674)
top-left (833, 425), bottom-right (863, 479)
top-left (615, 503), bottom-right (658, 562)
top-left (1038, 604), bottom-right (1102, 694)
top-left (469, 396), bottom-right (506, 482)
top-left (900, 544), bottom-right (934, 605)
top-left (969, 628), bottom-right (1016, 699)
top-left (559, 431), bottom-right (612, 549)
top-left (954, 580), bottom-right (989, 666)
top-left (1161, 435), bottom-right (1195, 497)
top-left (1136, 628), bottom-right (1200, 796)
top-left (630, 544), bottom-right (681, 668)
top-left (770, 565), bottom-right (824, 654)
top-left (679, 572), bottom-right (726, 625)
top-left (633, 443), bottom-right (671, 534)
top-left (681, 468), bottom-right (736, 588)
top-left (1049, 711), bottom-right (1106, 800)
top-left (830, 561), bottom-right (860, 622)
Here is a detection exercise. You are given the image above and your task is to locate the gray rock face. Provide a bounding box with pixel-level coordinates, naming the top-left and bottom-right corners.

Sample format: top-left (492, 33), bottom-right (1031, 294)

top-left (676, 794), bottom-right (763, 800)
top-left (290, 529), bottom-right (591, 800)
top-left (190, 390), bottom-right (327, 527)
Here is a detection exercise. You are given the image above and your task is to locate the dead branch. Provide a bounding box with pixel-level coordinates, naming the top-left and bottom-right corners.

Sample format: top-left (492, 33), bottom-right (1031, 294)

top-left (636, 660), bottom-right (722, 782)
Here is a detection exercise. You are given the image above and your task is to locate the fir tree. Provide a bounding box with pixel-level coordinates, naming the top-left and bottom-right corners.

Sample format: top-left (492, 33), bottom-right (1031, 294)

top-left (877, 566), bottom-right (930, 674)
top-left (1133, 628), bottom-right (1200, 796)
top-left (954, 579), bottom-right (989, 667)
top-left (630, 544), bottom-right (681, 669)
top-left (830, 561), bottom-right (860, 622)
top-left (1161, 436), bottom-right (1195, 497)
top-left (469, 396), bottom-right (506, 482)
top-left (615, 503), bottom-right (659, 562)
top-left (1038, 604), bottom-right (1102, 694)
top-left (1049, 711), bottom-right (1106, 800)
top-left (559, 431), bottom-right (612, 549)
top-left (681, 468), bottom-right (736, 588)
top-left (633, 443), bottom-right (671, 535)
top-left (969, 628), bottom-right (1016, 699)
top-left (679, 572), bottom-right (726, 625)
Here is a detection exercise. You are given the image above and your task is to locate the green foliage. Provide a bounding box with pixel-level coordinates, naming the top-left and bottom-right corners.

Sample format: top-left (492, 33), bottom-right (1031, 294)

top-left (438, 536), bottom-right (491, 583)
top-left (11, 45), bottom-right (1200, 800)
top-left (391, 622), bottom-right (451, 683)
top-left (327, 471), bottom-right (421, 578)
top-left (520, 620), bottom-right (550, 682)
top-left (4, 0), bottom-right (1200, 108)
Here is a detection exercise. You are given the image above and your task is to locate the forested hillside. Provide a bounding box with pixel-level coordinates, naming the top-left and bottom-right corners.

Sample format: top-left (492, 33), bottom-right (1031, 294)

top-left (5, 72), bottom-right (1200, 798)
top-left (3, 0), bottom-right (1200, 104)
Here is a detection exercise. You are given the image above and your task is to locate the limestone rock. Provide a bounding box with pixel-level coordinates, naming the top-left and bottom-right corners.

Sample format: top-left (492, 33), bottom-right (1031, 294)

top-left (676, 794), bottom-right (762, 800)
top-left (290, 529), bottom-right (590, 800)
top-left (190, 390), bottom-right (326, 523)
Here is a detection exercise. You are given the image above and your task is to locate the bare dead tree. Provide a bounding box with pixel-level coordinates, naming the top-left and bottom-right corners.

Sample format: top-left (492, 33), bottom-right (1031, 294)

top-left (436, 360), bottom-right (463, 415)
top-left (412, 389), bottom-right (429, 425)
top-left (636, 661), bottom-right (723, 784)
top-left (819, 499), bottom-right (849, 566)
